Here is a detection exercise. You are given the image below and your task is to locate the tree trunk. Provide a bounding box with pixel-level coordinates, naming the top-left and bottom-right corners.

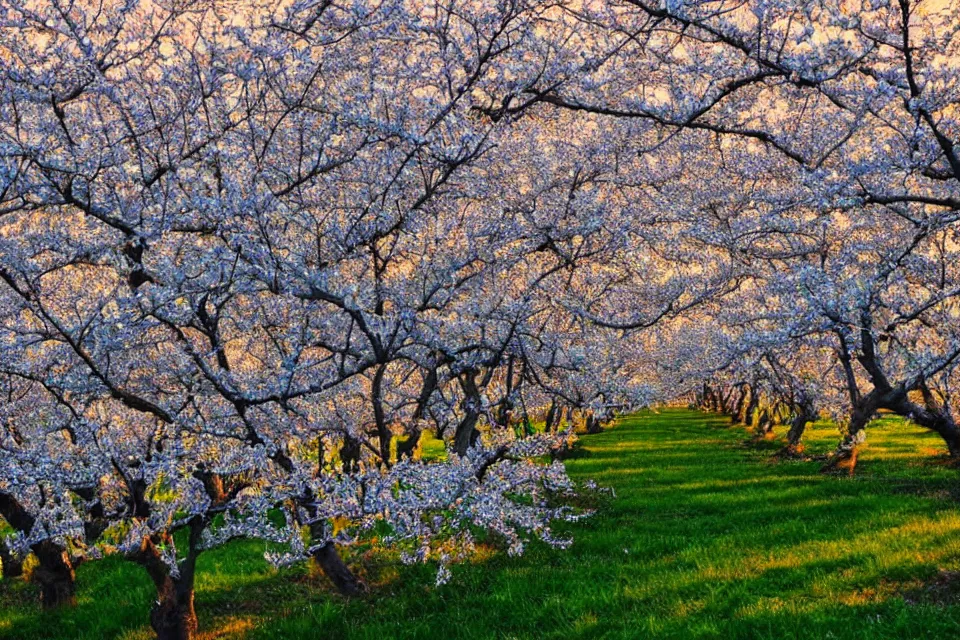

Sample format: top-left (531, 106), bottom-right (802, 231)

top-left (371, 363), bottom-right (391, 464)
top-left (706, 385), bottom-right (720, 411)
top-left (454, 409), bottom-right (481, 456)
top-left (926, 414), bottom-right (960, 457)
top-left (306, 516), bottom-right (366, 597)
top-left (754, 407), bottom-right (773, 437)
top-left (150, 577), bottom-right (198, 640)
top-left (778, 400), bottom-right (815, 458)
top-left (785, 413), bottom-right (807, 446)
top-left (395, 425), bottom-right (422, 460)
top-left (771, 401), bottom-right (786, 426)
top-left (822, 404), bottom-right (870, 475)
top-left (585, 410), bottom-right (603, 434)
top-left (731, 387), bottom-right (747, 424)
top-left (0, 544), bottom-right (23, 579)
top-left (32, 541), bottom-right (76, 608)
top-left (453, 372), bottom-right (482, 456)
top-left (720, 386), bottom-right (737, 415)
top-left (399, 362), bottom-right (438, 459)
top-left (744, 390), bottom-right (759, 427)
top-left (544, 400), bottom-right (558, 433)
top-left (340, 433), bottom-right (362, 473)
top-left (313, 541), bottom-right (367, 597)
top-left (889, 383), bottom-right (960, 458)
top-left (779, 414), bottom-right (808, 457)
top-left (135, 526), bottom-right (201, 640)
top-left (0, 492), bottom-right (76, 606)
top-left (497, 356), bottom-right (516, 427)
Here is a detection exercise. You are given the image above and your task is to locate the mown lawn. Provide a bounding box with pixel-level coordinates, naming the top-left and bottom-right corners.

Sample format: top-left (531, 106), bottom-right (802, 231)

top-left (4, 408), bottom-right (960, 639)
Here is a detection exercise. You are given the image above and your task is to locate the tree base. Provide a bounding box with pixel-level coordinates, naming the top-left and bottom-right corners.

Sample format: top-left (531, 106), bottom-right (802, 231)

top-left (821, 446), bottom-right (860, 476)
top-left (151, 597), bottom-right (198, 640)
top-left (32, 543), bottom-right (76, 608)
top-left (774, 443), bottom-right (806, 459)
top-left (0, 548), bottom-right (24, 580)
top-left (314, 543), bottom-right (367, 597)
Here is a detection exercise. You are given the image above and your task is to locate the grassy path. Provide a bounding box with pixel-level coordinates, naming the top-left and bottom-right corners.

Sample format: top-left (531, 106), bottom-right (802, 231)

top-left (5, 409), bottom-right (960, 638)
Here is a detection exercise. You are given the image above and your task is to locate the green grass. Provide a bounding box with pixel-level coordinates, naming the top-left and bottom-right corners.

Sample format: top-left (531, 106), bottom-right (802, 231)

top-left (4, 409), bottom-right (960, 639)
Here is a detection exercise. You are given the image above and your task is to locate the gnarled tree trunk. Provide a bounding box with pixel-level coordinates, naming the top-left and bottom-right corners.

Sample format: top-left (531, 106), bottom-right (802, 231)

top-left (395, 424), bottom-right (422, 460)
top-left (137, 536), bottom-right (198, 640)
top-left (822, 402), bottom-right (872, 475)
top-left (0, 493), bottom-right (76, 607)
top-left (719, 386), bottom-right (734, 414)
top-left (778, 397), bottom-right (816, 458)
top-left (371, 363), bottom-right (392, 464)
top-left (894, 382), bottom-right (960, 458)
top-left (134, 524), bottom-right (203, 640)
top-left (453, 371), bottom-right (482, 456)
top-left (150, 576), bottom-right (198, 640)
top-left (398, 363), bottom-right (440, 460)
top-left (923, 412), bottom-right (960, 457)
top-left (32, 541), bottom-right (77, 608)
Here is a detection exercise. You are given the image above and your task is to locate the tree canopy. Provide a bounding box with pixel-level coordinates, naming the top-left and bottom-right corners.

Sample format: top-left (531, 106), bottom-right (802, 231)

top-left (2, 0), bottom-right (960, 637)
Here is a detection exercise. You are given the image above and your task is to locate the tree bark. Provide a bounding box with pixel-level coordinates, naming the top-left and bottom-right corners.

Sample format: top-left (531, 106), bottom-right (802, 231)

top-left (771, 401), bottom-right (786, 426)
top-left (544, 400), bottom-right (558, 433)
top-left (585, 410), bottom-right (603, 434)
top-left (744, 389), bottom-right (759, 427)
top-left (143, 549), bottom-right (197, 640)
top-left (32, 541), bottom-right (77, 608)
top-left (720, 386), bottom-right (736, 415)
top-left (371, 363), bottom-right (391, 464)
top-left (731, 386), bottom-right (747, 424)
top-left (822, 401), bottom-right (872, 475)
top-left (497, 356), bottom-right (516, 427)
top-left (453, 371), bottom-right (482, 456)
top-left (785, 414), bottom-right (807, 446)
top-left (134, 525), bottom-right (202, 640)
top-left (313, 541), bottom-right (367, 597)
top-left (398, 362), bottom-right (439, 460)
top-left (705, 385), bottom-right (720, 412)
top-left (150, 577), bottom-right (198, 640)
top-left (0, 543), bottom-right (23, 579)
top-left (340, 433), bottom-right (362, 473)
top-left (395, 425), bottom-right (422, 460)
top-left (307, 516), bottom-right (366, 597)
top-left (777, 398), bottom-right (816, 458)
top-left (754, 407), bottom-right (774, 437)
top-left (891, 383), bottom-right (960, 457)
top-left (0, 493), bottom-right (76, 606)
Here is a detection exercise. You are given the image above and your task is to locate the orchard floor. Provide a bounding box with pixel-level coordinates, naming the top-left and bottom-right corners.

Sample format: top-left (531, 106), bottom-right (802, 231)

top-left (5, 409), bottom-right (960, 639)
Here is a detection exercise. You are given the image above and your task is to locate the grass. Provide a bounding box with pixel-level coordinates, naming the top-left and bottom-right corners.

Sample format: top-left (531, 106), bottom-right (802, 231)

top-left (4, 408), bottom-right (960, 639)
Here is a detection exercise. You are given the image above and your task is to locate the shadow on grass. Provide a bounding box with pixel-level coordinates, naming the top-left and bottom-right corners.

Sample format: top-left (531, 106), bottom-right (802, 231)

top-left (5, 409), bottom-right (960, 639)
